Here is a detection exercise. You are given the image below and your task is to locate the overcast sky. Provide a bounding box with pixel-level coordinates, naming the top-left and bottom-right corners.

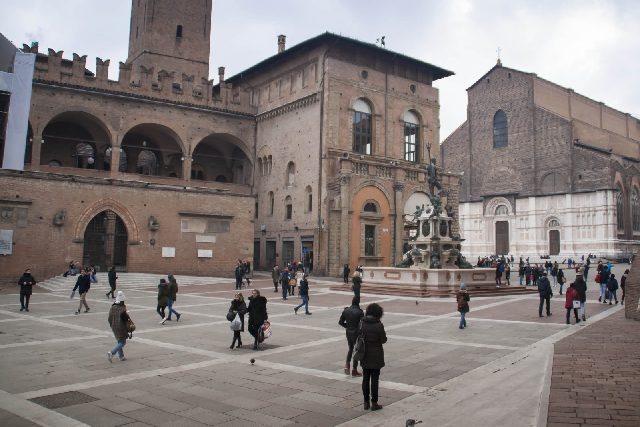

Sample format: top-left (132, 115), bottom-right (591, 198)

top-left (1, 0), bottom-right (638, 138)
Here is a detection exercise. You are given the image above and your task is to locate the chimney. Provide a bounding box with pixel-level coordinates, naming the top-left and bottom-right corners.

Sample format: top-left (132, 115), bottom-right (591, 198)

top-left (218, 66), bottom-right (225, 83)
top-left (278, 35), bottom-right (286, 53)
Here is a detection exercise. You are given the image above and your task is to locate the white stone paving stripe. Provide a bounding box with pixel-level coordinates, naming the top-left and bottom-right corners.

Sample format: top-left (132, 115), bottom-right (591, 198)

top-left (0, 389), bottom-right (91, 427)
top-left (387, 334), bottom-right (521, 351)
top-left (16, 359), bottom-right (230, 400)
top-left (0, 334), bottom-right (106, 349)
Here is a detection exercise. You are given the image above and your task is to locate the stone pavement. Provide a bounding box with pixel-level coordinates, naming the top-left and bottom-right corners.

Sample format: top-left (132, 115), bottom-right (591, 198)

top-left (0, 263), bottom-right (635, 427)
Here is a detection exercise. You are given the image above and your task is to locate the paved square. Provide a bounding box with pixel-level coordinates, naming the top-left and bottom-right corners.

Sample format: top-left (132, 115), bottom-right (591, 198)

top-left (0, 266), bottom-right (628, 426)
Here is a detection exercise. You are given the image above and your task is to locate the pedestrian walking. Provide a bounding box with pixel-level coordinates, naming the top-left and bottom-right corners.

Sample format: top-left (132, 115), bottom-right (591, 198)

top-left (605, 274), bottom-right (619, 304)
top-left (599, 265), bottom-right (611, 303)
top-left (557, 268), bottom-right (566, 295)
top-left (106, 266), bottom-right (117, 299)
top-left (537, 272), bottom-right (552, 317)
top-left (234, 260), bottom-right (244, 290)
top-left (360, 303), bottom-right (387, 411)
top-left (551, 261), bottom-right (558, 286)
top-left (107, 291), bottom-right (131, 362)
top-left (243, 260), bottom-right (252, 287)
top-left (72, 269), bottom-right (91, 315)
top-left (247, 289), bottom-right (268, 350)
top-left (165, 274), bottom-right (181, 321)
top-left (583, 257), bottom-right (591, 281)
top-left (573, 269), bottom-right (587, 322)
top-left (280, 268), bottom-right (290, 300)
top-left (518, 261), bottom-right (525, 286)
top-left (229, 292), bottom-right (247, 349)
top-left (89, 265), bottom-right (98, 284)
top-left (272, 264), bottom-right (280, 293)
top-left (343, 264), bottom-right (351, 284)
top-left (505, 264), bottom-right (511, 286)
top-left (621, 269), bottom-right (629, 305)
top-left (294, 274), bottom-right (312, 315)
top-left (564, 282), bottom-right (581, 325)
top-left (339, 296), bottom-right (364, 376)
top-left (456, 283), bottom-right (470, 329)
top-left (352, 271), bottom-right (362, 299)
top-left (18, 268), bottom-right (36, 312)
top-left (495, 261), bottom-right (503, 288)
top-left (157, 278), bottom-right (170, 324)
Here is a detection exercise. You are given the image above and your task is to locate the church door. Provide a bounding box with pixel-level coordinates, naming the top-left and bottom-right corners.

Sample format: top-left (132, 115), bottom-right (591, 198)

top-left (83, 210), bottom-right (128, 271)
top-left (495, 221), bottom-right (509, 255)
top-left (549, 230), bottom-right (560, 255)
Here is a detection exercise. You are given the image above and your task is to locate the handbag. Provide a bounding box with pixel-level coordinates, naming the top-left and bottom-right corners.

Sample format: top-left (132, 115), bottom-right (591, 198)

top-left (261, 321), bottom-right (272, 339)
top-left (288, 278), bottom-right (297, 287)
top-left (230, 313), bottom-right (242, 331)
top-left (226, 310), bottom-right (235, 322)
top-left (352, 321), bottom-right (366, 362)
top-left (572, 300), bottom-right (581, 309)
top-left (126, 318), bottom-right (136, 338)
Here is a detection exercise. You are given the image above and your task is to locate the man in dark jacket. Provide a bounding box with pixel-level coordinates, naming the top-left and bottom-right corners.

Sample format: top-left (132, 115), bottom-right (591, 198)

top-left (18, 268), bottom-right (36, 312)
top-left (605, 274), bottom-right (619, 305)
top-left (573, 272), bottom-right (587, 321)
top-left (280, 269), bottom-right (290, 300)
top-left (166, 274), bottom-right (181, 321)
top-left (339, 296), bottom-right (364, 376)
top-left (72, 269), bottom-right (91, 315)
top-left (234, 260), bottom-right (245, 290)
top-left (107, 266), bottom-right (117, 299)
top-left (537, 272), bottom-right (552, 317)
top-left (294, 274), bottom-right (311, 315)
top-left (247, 289), bottom-right (268, 350)
top-left (352, 271), bottom-right (362, 298)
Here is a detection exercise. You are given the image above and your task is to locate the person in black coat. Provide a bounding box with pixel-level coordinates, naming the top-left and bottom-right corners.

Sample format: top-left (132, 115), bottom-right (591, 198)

top-left (229, 292), bottom-right (247, 349)
top-left (18, 268), bottom-right (36, 312)
top-left (343, 264), bottom-right (351, 284)
top-left (537, 272), bottom-right (552, 317)
top-left (247, 289), bottom-right (268, 350)
top-left (338, 296), bottom-right (364, 376)
top-left (360, 303), bottom-right (387, 411)
top-left (573, 272), bottom-right (587, 322)
top-left (107, 266), bottom-right (117, 299)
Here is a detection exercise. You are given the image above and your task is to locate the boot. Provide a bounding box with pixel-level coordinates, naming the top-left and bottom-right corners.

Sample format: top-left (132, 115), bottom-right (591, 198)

top-left (371, 402), bottom-right (383, 411)
top-left (344, 364), bottom-right (350, 375)
top-left (363, 401), bottom-right (370, 410)
top-left (351, 369), bottom-right (362, 377)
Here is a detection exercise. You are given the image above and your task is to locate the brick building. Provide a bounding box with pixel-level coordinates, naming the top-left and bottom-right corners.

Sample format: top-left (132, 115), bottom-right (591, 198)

top-left (0, 0), bottom-right (456, 281)
top-left (441, 62), bottom-right (640, 260)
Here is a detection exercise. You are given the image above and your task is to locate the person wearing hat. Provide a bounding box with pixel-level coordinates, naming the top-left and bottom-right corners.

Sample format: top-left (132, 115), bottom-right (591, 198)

top-left (537, 272), bottom-right (553, 317)
top-left (165, 274), bottom-right (181, 322)
top-left (107, 291), bottom-right (131, 362)
top-left (294, 274), bottom-right (312, 315)
top-left (456, 283), bottom-right (470, 329)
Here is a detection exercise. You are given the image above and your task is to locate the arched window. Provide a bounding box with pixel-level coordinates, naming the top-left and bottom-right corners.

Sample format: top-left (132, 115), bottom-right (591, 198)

top-left (493, 110), bottom-right (508, 148)
top-left (632, 188), bottom-right (639, 232)
top-left (286, 161), bottom-right (295, 186)
top-left (403, 111), bottom-right (420, 162)
top-left (268, 191), bottom-right (274, 216)
top-left (257, 158), bottom-right (263, 176)
top-left (75, 143), bottom-right (95, 169)
top-left (353, 99), bottom-right (372, 155)
top-left (616, 186), bottom-right (624, 231)
top-left (364, 202), bottom-right (378, 213)
top-left (549, 219), bottom-right (560, 228)
top-left (137, 150), bottom-right (157, 175)
top-left (305, 186), bottom-right (313, 213)
top-left (495, 205), bottom-right (509, 216)
top-left (284, 196), bottom-right (292, 220)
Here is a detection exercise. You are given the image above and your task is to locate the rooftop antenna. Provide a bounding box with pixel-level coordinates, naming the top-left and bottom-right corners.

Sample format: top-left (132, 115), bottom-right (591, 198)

top-left (496, 47), bottom-right (502, 66)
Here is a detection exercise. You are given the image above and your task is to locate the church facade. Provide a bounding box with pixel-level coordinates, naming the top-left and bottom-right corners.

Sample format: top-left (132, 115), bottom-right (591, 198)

top-left (441, 63), bottom-right (640, 260)
top-left (0, 0), bottom-right (457, 281)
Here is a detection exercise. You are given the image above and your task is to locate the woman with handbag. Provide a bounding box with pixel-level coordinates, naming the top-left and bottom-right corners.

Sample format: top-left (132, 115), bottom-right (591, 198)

top-left (229, 292), bottom-right (247, 349)
top-left (564, 282), bottom-right (581, 325)
top-left (107, 291), bottom-right (131, 362)
top-left (360, 303), bottom-right (387, 411)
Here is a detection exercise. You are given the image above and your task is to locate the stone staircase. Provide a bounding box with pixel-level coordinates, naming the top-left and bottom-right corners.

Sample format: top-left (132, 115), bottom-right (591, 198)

top-left (37, 272), bottom-right (231, 292)
top-left (331, 283), bottom-right (538, 298)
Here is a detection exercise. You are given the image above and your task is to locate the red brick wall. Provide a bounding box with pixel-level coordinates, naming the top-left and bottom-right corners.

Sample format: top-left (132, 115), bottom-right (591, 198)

top-left (624, 256), bottom-right (639, 320)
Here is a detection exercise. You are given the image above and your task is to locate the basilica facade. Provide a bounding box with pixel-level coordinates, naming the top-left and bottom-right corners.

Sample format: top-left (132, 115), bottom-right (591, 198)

top-left (441, 62), bottom-right (640, 260)
top-left (0, 0), bottom-right (457, 281)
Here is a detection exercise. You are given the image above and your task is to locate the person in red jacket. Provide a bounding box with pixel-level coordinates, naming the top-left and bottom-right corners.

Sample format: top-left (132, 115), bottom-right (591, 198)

top-left (564, 282), bottom-right (581, 325)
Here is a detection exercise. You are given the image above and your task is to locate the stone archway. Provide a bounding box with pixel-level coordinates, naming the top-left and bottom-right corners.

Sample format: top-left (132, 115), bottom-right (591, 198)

top-left (82, 210), bottom-right (128, 271)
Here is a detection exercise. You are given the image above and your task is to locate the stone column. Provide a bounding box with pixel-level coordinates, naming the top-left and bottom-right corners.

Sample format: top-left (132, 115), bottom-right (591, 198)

top-left (393, 182), bottom-right (405, 264)
top-left (109, 144), bottom-right (121, 178)
top-left (339, 172), bottom-right (351, 267)
top-left (182, 156), bottom-right (192, 181)
top-left (30, 132), bottom-right (42, 171)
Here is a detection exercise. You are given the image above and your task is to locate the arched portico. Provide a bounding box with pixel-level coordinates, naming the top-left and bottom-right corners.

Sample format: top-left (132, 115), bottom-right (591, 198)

top-left (120, 123), bottom-right (185, 177)
top-left (191, 133), bottom-right (253, 184)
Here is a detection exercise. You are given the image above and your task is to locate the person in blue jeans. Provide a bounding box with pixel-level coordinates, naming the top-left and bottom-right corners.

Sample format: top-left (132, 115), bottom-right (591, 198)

top-left (107, 291), bottom-right (131, 362)
top-left (294, 274), bottom-right (312, 315)
top-left (280, 268), bottom-right (290, 300)
top-left (456, 283), bottom-right (470, 329)
top-left (165, 274), bottom-right (181, 322)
